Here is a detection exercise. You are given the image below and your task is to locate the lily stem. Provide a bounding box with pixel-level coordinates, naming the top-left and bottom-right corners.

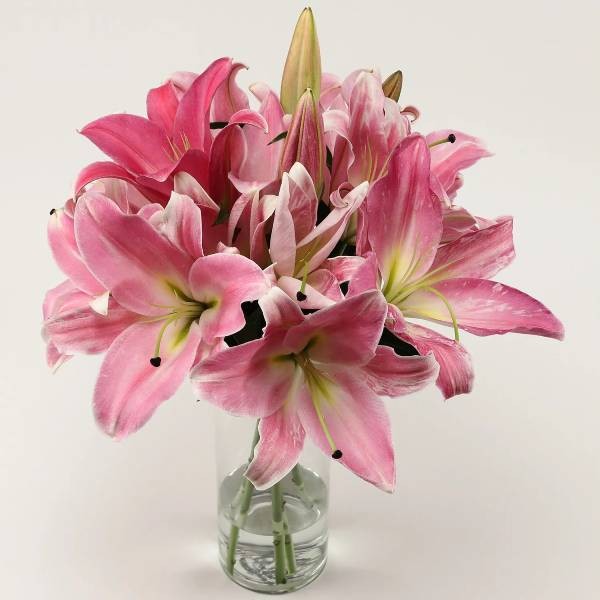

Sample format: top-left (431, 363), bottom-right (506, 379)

top-left (226, 422), bottom-right (260, 575)
top-left (271, 482), bottom-right (287, 584)
top-left (291, 463), bottom-right (315, 509)
top-left (283, 512), bottom-right (297, 574)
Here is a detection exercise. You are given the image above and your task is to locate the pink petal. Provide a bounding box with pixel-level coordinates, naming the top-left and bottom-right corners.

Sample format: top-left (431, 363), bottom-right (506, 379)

top-left (400, 323), bottom-right (474, 399)
top-left (347, 71), bottom-right (388, 185)
top-left (427, 217), bottom-right (515, 282)
top-left (46, 341), bottom-right (71, 371)
top-left (146, 81), bottom-right (179, 134)
top-left (276, 275), bottom-right (336, 309)
top-left (364, 346), bottom-right (438, 397)
top-left (188, 253), bottom-right (269, 341)
top-left (43, 296), bottom-right (138, 355)
top-left (80, 114), bottom-right (172, 175)
top-left (191, 331), bottom-right (296, 417)
top-left (441, 205), bottom-right (479, 243)
top-left (320, 72), bottom-right (342, 109)
top-left (259, 286), bottom-right (304, 331)
top-left (363, 135), bottom-right (442, 293)
top-left (426, 129), bottom-right (492, 199)
top-left (94, 320), bottom-right (202, 438)
top-left (285, 162), bottom-right (319, 241)
top-left (269, 185), bottom-right (296, 277)
top-left (245, 402), bottom-right (307, 490)
top-left (74, 162), bottom-right (171, 204)
top-left (297, 366), bottom-right (395, 492)
top-left (403, 279), bottom-right (565, 339)
top-left (211, 62), bottom-right (249, 123)
top-left (296, 181), bottom-right (368, 274)
top-left (238, 82), bottom-right (285, 188)
top-left (306, 269), bottom-right (344, 303)
top-left (74, 192), bottom-right (193, 316)
top-left (322, 255), bottom-right (365, 283)
top-left (284, 290), bottom-right (387, 365)
top-left (347, 251), bottom-right (379, 297)
top-left (161, 192), bottom-right (204, 259)
top-left (209, 110), bottom-right (267, 216)
top-left (173, 172), bottom-right (225, 254)
top-left (173, 57), bottom-right (233, 153)
top-left (48, 207), bottom-right (104, 296)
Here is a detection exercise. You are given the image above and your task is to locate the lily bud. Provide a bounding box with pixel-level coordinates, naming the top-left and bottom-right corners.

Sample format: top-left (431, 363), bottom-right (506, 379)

top-left (382, 70), bottom-right (403, 102)
top-left (280, 7), bottom-right (322, 114)
top-left (279, 88), bottom-right (325, 197)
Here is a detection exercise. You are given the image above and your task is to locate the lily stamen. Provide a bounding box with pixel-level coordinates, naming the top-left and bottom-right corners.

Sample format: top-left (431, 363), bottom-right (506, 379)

top-left (296, 260), bottom-right (309, 301)
top-left (301, 359), bottom-right (343, 459)
top-left (428, 133), bottom-right (456, 148)
top-left (422, 286), bottom-right (460, 342)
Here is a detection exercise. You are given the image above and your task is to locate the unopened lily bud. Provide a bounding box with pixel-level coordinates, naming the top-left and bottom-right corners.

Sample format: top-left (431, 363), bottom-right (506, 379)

top-left (279, 88), bottom-right (325, 197)
top-left (280, 7), bottom-right (322, 114)
top-left (382, 70), bottom-right (403, 102)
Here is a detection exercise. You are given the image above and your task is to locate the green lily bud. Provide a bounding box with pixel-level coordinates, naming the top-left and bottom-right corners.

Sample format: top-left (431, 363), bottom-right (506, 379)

top-left (279, 88), bottom-right (325, 197)
top-left (382, 70), bottom-right (403, 102)
top-left (280, 7), bottom-right (322, 114)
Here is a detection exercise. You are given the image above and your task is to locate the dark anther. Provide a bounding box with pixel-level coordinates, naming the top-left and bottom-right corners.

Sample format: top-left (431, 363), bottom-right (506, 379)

top-left (49, 208), bottom-right (56, 215)
top-left (150, 356), bottom-right (162, 367)
top-left (296, 291), bottom-right (307, 302)
top-left (448, 133), bottom-right (456, 143)
top-left (209, 121), bottom-right (228, 129)
top-left (331, 449), bottom-right (343, 460)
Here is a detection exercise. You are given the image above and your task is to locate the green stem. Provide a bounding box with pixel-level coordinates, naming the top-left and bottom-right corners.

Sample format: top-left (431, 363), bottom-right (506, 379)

top-left (271, 483), bottom-right (287, 584)
top-left (226, 422), bottom-right (260, 575)
top-left (283, 513), bottom-right (297, 574)
top-left (291, 464), bottom-right (315, 509)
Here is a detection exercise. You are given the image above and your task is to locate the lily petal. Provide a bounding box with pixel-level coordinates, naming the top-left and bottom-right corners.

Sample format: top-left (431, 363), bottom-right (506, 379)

top-left (426, 129), bottom-right (492, 199)
top-left (48, 207), bottom-right (104, 296)
top-left (173, 57), bottom-right (233, 153)
top-left (403, 279), bottom-right (565, 339)
top-left (146, 81), bottom-right (179, 134)
top-left (285, 290), bottom-right (387, 365)
top-left (94, 321), bottom-right (202, 438)
top-left (298, 367), bottom-right (395, 492)
top-left (245, 380), bottom-right (307, 489)
top-left (75, 192), bottom-right (193, 315)
top-left (347, 71), bottom-right (388, 185)
top-left (399, 323), bottom-right (474, 399)
top-left (211, 62), bottom-right (249, 123)
top-left (43, 296), bottom-right (138, 355)
top-left (188, 253), bottom-right (269, 341)
top-left (296, 181), bottom-right (368, 274)
top-left (364, 346), bottom-right (438, 397)
top-left (426, 217), bottom-right (515, 282)
top-left (191, 331), bottom-right (296, 417)
top-left (161, 192), bottom-right (204, 259)
top-left (80, 114), bottom-right (172, 176)
top-left (364, 135), bottom-right (442, 293)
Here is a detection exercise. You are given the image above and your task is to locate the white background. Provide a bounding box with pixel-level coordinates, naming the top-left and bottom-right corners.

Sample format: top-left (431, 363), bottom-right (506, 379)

top-left (1, 1), bottom-right (599, 598)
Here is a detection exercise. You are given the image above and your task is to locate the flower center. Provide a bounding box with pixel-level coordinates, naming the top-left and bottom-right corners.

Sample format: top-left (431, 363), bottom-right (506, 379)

top-left (146, 287), bottom-right (208, 367)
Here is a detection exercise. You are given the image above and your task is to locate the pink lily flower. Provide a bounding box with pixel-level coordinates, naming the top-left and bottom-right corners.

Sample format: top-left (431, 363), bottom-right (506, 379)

top-left (66, 190), bottom-right (269, 437)
top-left (353, 134), bottom-right (564, 398)
top-left (269, 162), bottom-right (369, 307)
top-left (192, 288), bottom-right (438, 491)
top-left (77, 58), bottom-right (239, 199)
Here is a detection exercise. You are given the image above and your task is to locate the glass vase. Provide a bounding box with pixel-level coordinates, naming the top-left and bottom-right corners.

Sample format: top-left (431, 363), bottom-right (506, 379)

top-left (215, 411), bottom-right (329, 593)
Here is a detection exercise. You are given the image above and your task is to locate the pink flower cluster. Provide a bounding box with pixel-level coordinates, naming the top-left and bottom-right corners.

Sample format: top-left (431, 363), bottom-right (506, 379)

top-left (43, 38), bottom-right (563, 491)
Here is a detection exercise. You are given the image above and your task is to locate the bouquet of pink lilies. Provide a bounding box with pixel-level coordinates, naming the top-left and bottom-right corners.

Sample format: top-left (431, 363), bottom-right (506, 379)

top-left (43, 8), bottom-right (563, 498)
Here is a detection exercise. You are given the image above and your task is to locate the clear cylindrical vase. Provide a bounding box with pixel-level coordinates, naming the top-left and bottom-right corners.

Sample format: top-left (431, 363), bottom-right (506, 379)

top-left (215, 411), bottom-right (329, 593)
